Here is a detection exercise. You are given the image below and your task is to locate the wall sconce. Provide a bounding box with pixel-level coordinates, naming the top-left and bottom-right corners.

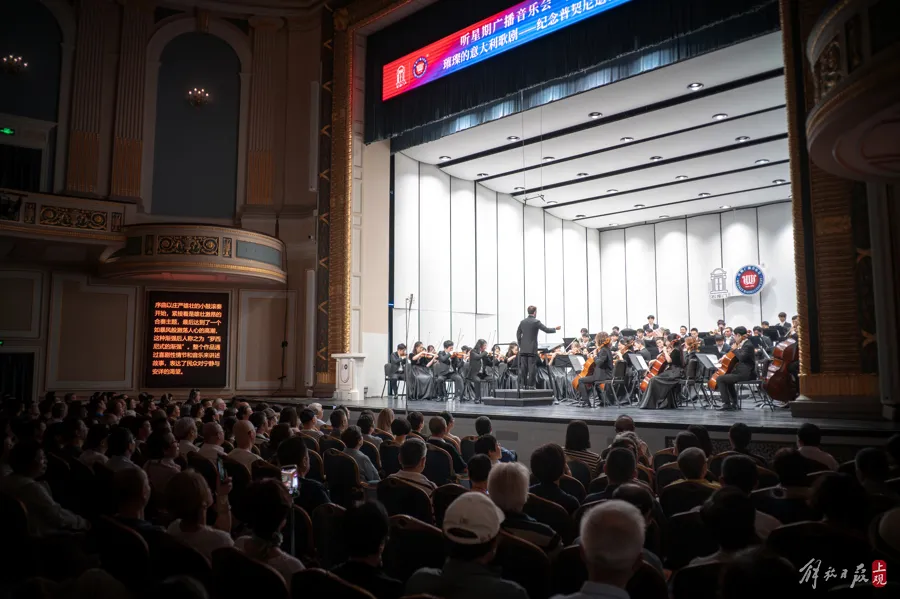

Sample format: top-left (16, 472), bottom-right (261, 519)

top-left (2, 55), bottom-right (27, 75)
top-left (187, 87), bottom-right (210, 108)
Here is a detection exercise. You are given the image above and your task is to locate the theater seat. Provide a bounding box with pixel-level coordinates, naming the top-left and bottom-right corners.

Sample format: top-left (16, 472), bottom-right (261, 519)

top-left (312, 503), bottom-right (347, 569)
top-left (493, 531), bottom-right (551, 599)
top-left (672, 563), bottom-right (724, 599)
top-left (659, 481), bottom-right (716, 518)
top-left (212, 547), bottom-right (288, 599)
top-left (382, 515), bottom-right (445, 582)
top-left (377, 477), bottom-right (434, 524)
top-left (432, 483), bottom-right (468, 527)
top-left (291, 568), bottom-right (375, 599)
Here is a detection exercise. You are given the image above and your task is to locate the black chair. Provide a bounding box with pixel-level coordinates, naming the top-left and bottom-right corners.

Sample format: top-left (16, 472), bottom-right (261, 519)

top-left (652, 449), bottom-right (677, 471)
top-left (550, 545), bottom-right (587, 595)
top-left (360, 440), bottom-right (381, 471)
top-left (382, 515), bottom-right (445, 583)
top-left (626, 561), bottom-right (668, 599)
top-left (837, 460), bottom-right (857, 476)
top-left (672, 563), bottom-right (724, 599)
top-left (312, 503), bottom-right (347, 569)
top-left (323, 449), bottom-right (364, 507)
top-left (379, 442), bottom-right (401, 476)
top-left (664, 510), bottom-right (718, 570)
top-left (292, 568), bottom-right (376, 599)
top-left (144, 528), bottom-right (212, 590)
top-left (212, 547), bottom-right (289, 599)
top-left (187, 453), bottom-right (219, 491)
top-left (222, 457), bottom-right (251, 518)
top-left (767, 521), bottom-right (873, 585)
top-left (460, 435), bottom-right (479, 462)
top-left (587, 475), bottom-right (609, 495)
top-left (566, 459), bottom-right (592, 489)
top-left (587, 361), bottom-right (626, 407)
top-left (757, 466), bottom-right (780, 489)
top-left (319, 436), bottom-right (346, 454)
top-left (299, 435), bottom-right (319, 453)
top-left (655, 462), bottom-right (686, 491)
top-left (708, 451), bottom-right (741, 478)
top-left (432, 483), bottom-right (468, 527)
top-left (572, 500), bottom-right (605, 532)
top-left (525, 493), bottom-right (575, 544)
top-left (283, 504), bottom-right (315, 562)
top-left (559, 475), bottom-right (586, 503)
top-left (493, 531), bottom-right (551, 599)
top-left (377, 477), bottom-right (434, 524)
top-left (93, 515), bottom-right (150, 589)
top-left (251, 459), bottom-right (281, 481)
top-left (0, 493), bottom-right (38, 584)
top-left (637, 465), bottom-right (655, 489)
top-left (659, 481), bottom-right (717, 518)
top-left (423, 444), bottom-right (454, 486)
top-left (380, 363), bottom-right (406, 399)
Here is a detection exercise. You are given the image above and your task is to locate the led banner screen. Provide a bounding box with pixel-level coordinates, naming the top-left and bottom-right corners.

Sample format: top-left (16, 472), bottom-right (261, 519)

top-left (144, 291), bottom-right (229, 389)
top-left (382, 0), bottom-right (633, 101)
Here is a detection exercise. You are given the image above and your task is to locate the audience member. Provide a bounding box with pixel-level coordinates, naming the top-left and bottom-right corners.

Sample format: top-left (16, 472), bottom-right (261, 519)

top-left (197, 422), bottom-right (226, 464)
top-left (358, 412), bottom-right (382, 448)
top-left (428, 417), bottom-right (467, 473)
top-left (174, 417), bottom-right (199, 458)
top-left (612, 415), bottom-right (649, 458)
top-left (330, 409), bottom-right (348, 437)
top-left (796, 423), bottom-right (838, 470)
top-left (297, 408), bottom-right (322, 441)
top-left (855, 447), bottom-right (899, 499)
top-left (474, 434), bottom-right (502, 464)
top-left (691, 487), bottom-right (759, 566)
top-left (235, 479), bottom-right (305, 589)
top-left (556, 501), bottom-right (645, 599)
top-left (406, 492), bottom-right (528, 599)
top-left (718, 547), bottom-right (799, 599)
top-left (331, 501), bottom-right (404, 599)
top-left (468, 454), bottom-right (492, 494)
top-left (475, 416), bottom-right (517, 463)
top-left (228, 420), bottom-right (261, 471)
top-left (342, 425), bottom-right (380, 483)
top-left (390, 418), bottom-right (411, 445)
top-left (309, 402), bottom-right (327, 427)
top-left (113, 467), bottom-right (161, 534)
top-left (728, 423), bottom-right (767, 466)
top-left (79, 423), bottom-right (110, 469)
top-left (489, 462), bottom-right (561, 553)
top-left (810, 472), bottom-right (870, 532)
top-left (756, 448), bottom-right (820, 524)
top-left (276, 436), bottom-right (330, 515)
top-left (674, 431), bottom-right (702, 454)
top-left (249, 411), bottom-right (270, 445)
top-left (530, 443), bottom-right (580, 514)
top-left (439, 411), bottom-right (461, 446)
top-left (388, 438), bottom-right (436, 496)
top-left (686, 425), bottom-right (714, 457)
top-left (408, 411), bottom-right (425, 439)
top-left (143, 430), bottom-right (181, 498)
top-left (236, 403), bottom-right (252, 422)
top-left (585, 448), bottom-right (636, 503)
top-left (376, 409), bottom-right (395, 437)
top-left (279, 407), bottom-right (301, 433)
top-left (671, 447), bottom-right (720, 489)
top-left (610, 484), bottom-right (664, 574)
top-left (106, 427), bottom-right (138, 472)
top-left (166, 470), bottom-right (233, 560)
top-left (719, 455), bottom-right (781, 538)
top-left (60, 418), bottom-right (87, 460)
top-left (564, 420), bottom-right (601, 475)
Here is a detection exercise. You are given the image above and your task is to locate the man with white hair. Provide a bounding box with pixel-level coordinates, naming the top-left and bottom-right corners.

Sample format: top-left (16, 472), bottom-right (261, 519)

top-left (309, 402), bottom-right (327, 427)
top-left (197, 422), bottom-right (226, 464)
top-left (552, 501), bottom-right (645, 599)
top-left (213, 398), bottom-right (227, 414)
top-left (488, 462), bottom-right (560, 554)
top-left (227, 420), bottom-right (261, 470)
top-left (174, 417), bottom-right (199, 457)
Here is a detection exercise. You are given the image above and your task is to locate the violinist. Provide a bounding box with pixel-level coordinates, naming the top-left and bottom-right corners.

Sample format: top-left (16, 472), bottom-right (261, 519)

top-left (631, 339), bottom-right (651, 362)
top-left (387, 343), bottom-right (407, 396)
top-left (609, 332), bottom-right (620, 352)
top-left (689, 327), bottom-right (700, 341)
top-left (713, 334), bottom-right (731, 359)
top-left (408, 341), bottom-right (437, 401)
top-left (643, 315), bottom-right (660, 335)
top-left (505, 342), bottom-right (520, 383)
top-left (436, 340), bottom-right (466, 401)
top-left (638, 334), bottom-right (685, 410)
top-left (489, 344), bottom-right (506, 389)
top-left (579, 331), bottom-right (594, 351)
top-left (578, 332), bottom-right (614, 408)
top-left (715, 326), bottom-right (755, 411)
top-left (679, 325), bottom-right (688, 337)
top-left (568, 339), bottom-right (584, 355)
top-left (467, 339), bottom-right (491, 403)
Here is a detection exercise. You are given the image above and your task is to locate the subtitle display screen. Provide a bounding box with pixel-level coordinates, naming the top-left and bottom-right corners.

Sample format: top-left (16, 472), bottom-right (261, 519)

top-left (144, 291), bottom-right (229, 388)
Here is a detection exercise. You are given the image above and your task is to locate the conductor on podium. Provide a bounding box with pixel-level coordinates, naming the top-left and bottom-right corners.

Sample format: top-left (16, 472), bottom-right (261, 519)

top-left (516, 306), bottom-right (561, 389)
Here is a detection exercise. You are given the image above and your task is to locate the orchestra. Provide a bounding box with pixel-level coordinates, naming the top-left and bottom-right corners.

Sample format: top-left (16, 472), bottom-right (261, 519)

top-left (384, 311), bottom-right (800, 409)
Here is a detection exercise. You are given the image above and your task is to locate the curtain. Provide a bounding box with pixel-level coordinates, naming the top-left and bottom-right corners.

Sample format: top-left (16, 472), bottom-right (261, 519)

top-left (0, 144), bottom-right (42, 192)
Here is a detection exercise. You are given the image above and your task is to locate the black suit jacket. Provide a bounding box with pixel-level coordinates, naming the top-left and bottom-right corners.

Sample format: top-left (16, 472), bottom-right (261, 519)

top-left (714, 344), bottom-right (731, 359)
top-left (732, 341), bottom-right (756, 378)
top-left (427, 438), bottom-right (467, 473)
top-left (435, 351), bottom-right (458, 376)
top-left (516, 316), bottom-right (556, 354)
top-left (467, 349), bottom-right (489, 380)
top-left (643, 323), bottom-right (660, 334)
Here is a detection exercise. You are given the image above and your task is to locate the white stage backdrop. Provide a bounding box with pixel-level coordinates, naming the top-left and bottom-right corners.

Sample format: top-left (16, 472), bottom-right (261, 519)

top-left (392, 153), bottom-right (796, 349)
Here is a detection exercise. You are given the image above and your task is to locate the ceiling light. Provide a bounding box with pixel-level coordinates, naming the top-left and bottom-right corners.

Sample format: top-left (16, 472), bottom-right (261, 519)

top-left (609, 223), bottom-right (618, 226)
top-left (187, 88), bottom-right (210, 107)
top-left (634, 204), bottom-right (645, 208)
top-left (712, 113), bottom-right (728, 120)
top-left (720, 205), bottom-right (731, 209)
top-left (439, 156), bottom-right (451, 161)
top-left (477, 173), bottom-right (488, 177)
top-left (675, 175), bottom-right (688, 181)
top-left (507, 135), bottom-right (520, 141)
top-left (589, 112), bottom-right (602, 119)
top-left (514, 187), bottom-right (525, 191)
top-left (735, 136), bottom-right (751, 142)
top-left (620, 137), bottom-right (634, 142)
top-left (773, 179), bottom-right (787, 184)
top-left (687, 82), bottom-right (704, 90)
top-left (659, 215), bottom-right (669, 219)
top-left (543, 156), bottom-right (555, 162)
top-left (698, 192), bottom-right (710, 197)
top-left (607, 189), bottom-right (618, 193)
top-left (650, 156), bottom-right (663, 161)
top-left (547, 201), bottom-right (558, 205)
top-left (576, 214), bottom-right (586, 218)
top-left (577, 173), bottom-right (589, 177)
top-left (755, 159), bottom-right (770, 164)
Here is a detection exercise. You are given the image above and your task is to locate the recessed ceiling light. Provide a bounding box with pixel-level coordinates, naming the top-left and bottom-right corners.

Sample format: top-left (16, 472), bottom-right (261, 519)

top-left (620, 137), bottom-right (634, 142)
top-left (577, 173), bottom-right (589, 177)
top-left (507, 135), bottom-right (520, 141)
top-left (477, 173), bottom-right (488, 177)
top-left (543, 156), bottom-right (555, 162)
top-left (634, 204), bottom-right (645, 208)
top-left (687, 82), bottom-right (704, 90)
top-left (439, 156), bottom-right (451, 161)
top-left (755, 159), bottom-right (770, 164)
top-left (576, 214), bottom-right (586, 218)
top-left (675, 175), bottom-right (688, 181)
top-left (720, 205), bottom-right (731, 209)
top-left (698, 192), bottom-right (711, 197)
top-left (712, 113), bottom-right (728, 120)
top-left (589, 112), bottom-right (602, 119)
top-left (607, 189), bottom-right (618, 193)
top-left (514, 187), bottom-right (525, 191)
top-left (650, 156), bottom-right (663, 161)
top-left (735, 136), bottom-right (751, 142)
top-left (773, 179), bottom-right (787, 184)
top-left (547, 201), bottom-right (558, 205)
top-left (609, 223), bottom-right (618, 226)
top-left (659, 215), bottom-right (669, 219)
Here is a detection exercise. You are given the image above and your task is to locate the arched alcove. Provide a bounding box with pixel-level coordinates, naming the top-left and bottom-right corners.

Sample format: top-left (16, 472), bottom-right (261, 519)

top-left (150, 32), bottom-right (241, 218)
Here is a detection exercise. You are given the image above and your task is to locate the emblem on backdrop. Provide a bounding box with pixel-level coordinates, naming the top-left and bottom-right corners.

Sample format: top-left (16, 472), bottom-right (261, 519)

top-left (395, 66), bottom-right (407, 89)
top-left (413, 57), bottom-right (428, 78)
top-left (710, 268), bottom-right (729, 300)
top-left (735, 265), bottom-right (765, 295)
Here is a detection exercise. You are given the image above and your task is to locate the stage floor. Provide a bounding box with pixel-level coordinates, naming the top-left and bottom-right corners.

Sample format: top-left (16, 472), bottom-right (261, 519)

top-left (259, 396), bottom-right (898, 437)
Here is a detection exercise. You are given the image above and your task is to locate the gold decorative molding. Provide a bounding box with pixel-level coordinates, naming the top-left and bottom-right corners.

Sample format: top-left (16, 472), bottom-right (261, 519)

top-left (39, 206), bottom-right (108, 230)
top-left (800, 372), bottom-right (879, 397)
top-left (157, 236), bottom-right (220, 256)
top-left (101, 260), bottom-right (287, 283)
top-left (0, 222), bottom-right (122, 242)
top-left (125, 223), bottom-right (285, 249)
top-left (23, 203), bottom-right (36, 224)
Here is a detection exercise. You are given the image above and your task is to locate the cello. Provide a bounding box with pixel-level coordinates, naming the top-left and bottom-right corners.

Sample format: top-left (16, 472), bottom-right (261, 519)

top-left (708, 350), bottom-right (737, 390)
top-left (763, 337), bottom-right (799, 402)
top-left (573, 337), bottom-right (610, 391)
top-left (639, 347), bottom-right (671, 392)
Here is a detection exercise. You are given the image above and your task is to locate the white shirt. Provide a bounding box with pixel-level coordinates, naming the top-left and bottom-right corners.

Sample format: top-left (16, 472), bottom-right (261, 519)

top-left (144, 458), bottom-right (181, 495)
top-left (234, 537), bottom-right (304, 590)
top-left (79, 449), bottom-right (108, 469)
top-left (755, 510), bottom-right (782, 539)
top-left (227, 447), bottom-right (260, 471)
top-left (198, 443), bottom-right (226, 464)
top-left (389, 470), bottom-right (437, 496)
top-left (106, 455), bottom-right (138, 472)
top-left (179, 440), bottom-right (199, 458)
top-left (798, 446), bottom-right (839, 471)
top-left (0, 474), bottom-right (89, 536)
top-left (167, 520), bottom-right (233, 560)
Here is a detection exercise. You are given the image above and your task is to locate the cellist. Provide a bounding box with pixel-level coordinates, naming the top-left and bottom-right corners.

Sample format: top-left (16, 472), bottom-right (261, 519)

top-left (578, 332), bottom-right (614, 408)
top-left (715, 326), bottom-right (755, 411)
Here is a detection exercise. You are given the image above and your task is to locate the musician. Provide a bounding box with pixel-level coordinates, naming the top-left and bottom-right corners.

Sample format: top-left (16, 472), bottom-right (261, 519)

top-left (635, 329), bottom-right (645, 343)
top-left (752, 326), bottom-right (773, 352)
top-left (467, 339), bottom-right (492, 403)
top-left (715, 326), bottom-right (755, 410)
top-left (717, 319), bottom-right (726, 333)
top-left (643, 316), bottom-right (659, 335)
top-left (387, 343), bottom-right (407, 396)
top-left (639, 333), bottom-right (685, 409)
top-left (427, 344), bottom-right (436, 354)
top-left (609, 332), bottom-right (620, 352)
top-left (649, 337), bottom-right (664, 360)
top-left (689, 327), bottom-right (700, 340)
top-left (679, 325), bottom-right (688, 337)
top-left (713, 334), bottom-right (731, 359)
top-left (408, 341), bottom-right (437, 400)
top-left (761, 321), bottom-right (770, 330)
top-left (631, 339), bottom-right (651, 362)
top-left (436, 340), bottom-right (465, 401)
top-left (778, 312), bottom-right (791, 332)
top-left (515, 306), bottom-right (561, 390)
top-left (577, 332), bottom-right (614, 407)
top-left (722, 327), bottom-right (736, 347)
top-left (611, 326), bottom-right (621, 336)
top-left (579, 331), bottom-right (594, 350)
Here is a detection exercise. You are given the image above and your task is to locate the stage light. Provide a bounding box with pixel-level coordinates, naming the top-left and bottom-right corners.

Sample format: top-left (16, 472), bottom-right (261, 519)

top-left (735, 136), bottom-right (750, 142)
top-left (659, 215), bottom-right (669, 219)
top-left (755, 159), bottom-right (770, 164)
top-left (577, 172), bottom-right (589, 177)
top-left (607, 189), bottom-right (618, 193)
top-left (514, 186), bottom-right (525, 191)
top-left (187, 88), bottom-right (210, 107)
top-left (543, 156), bottom-right (555, 162)
top-left (439, 156), bottom-right (451, 161)
top-left (698, 192), bottom-right (710, 197)
top-left (620, 137), bottom-right (634, 142)
top-left (773, 179), bottom-right (786, 184)
top-left (477, 173), bottom-right (488, 177)
top-left (576, 214), bottom-right (586, 218)
top-left (687, 82), bottom-right (704, 90)
top-left (589, 112), bottom-right (602, 119)
top-left (720, 205), bottom-right (731, 209)
top-left (675, 175), bottom-right (688, 180)
top-left (507, 136), bottom-right (520, 141)
top-left (634, 204), bottom-right (645, 208)
top-left (712, 113), bottom-right (728, 120)
top-left (650, 156), bottom-right (663, 161)
top-left (547, 201), bottom-right (558, 204)
top-left (609, 223), bottom-right (618, 226)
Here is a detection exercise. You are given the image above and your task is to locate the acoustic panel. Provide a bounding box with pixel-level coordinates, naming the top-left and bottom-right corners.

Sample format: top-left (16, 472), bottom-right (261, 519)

top-left (654, 219), bottom-right (690, 332)
top-left (475, 184), bottom-right (498, 315)
top-left (544, 213), bottom-right (565, 341)
top-left (686, 213), bottom-right (725, 330)
top-left (523, 205), bottom-right (548, 342)
top-left (624, 224), bottom-right (657, 330)
top-left (497, 193), bottom-right (524, 343)
top-left (450, 312), bottom-right (476, 352)
top-left (586, 228), bottom-right (602, 334)
top-left (393, 153), bottom-right (419, 303)
top-left (757, 203), bottom-right (797, 321)
top-left (600, 229), bottom-right (626, 331)
top-left (392, 308), bottom-right (418, 349)
top-left (476, 314), bottom-right (499, 348)
top-left (418, 309), bottom-right (451, 350)
top-left (563, 221), bottom-right (588, 338)
top-left (418, 164), bottom-right (451, 312)
top-left (722, 208), bottom-right (762, 327)
top-left (450, 177), bottom-right (476, 314)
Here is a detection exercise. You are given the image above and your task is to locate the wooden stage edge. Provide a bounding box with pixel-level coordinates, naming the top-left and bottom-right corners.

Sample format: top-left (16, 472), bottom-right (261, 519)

top-left (243, 396), bottom-right (899, 437)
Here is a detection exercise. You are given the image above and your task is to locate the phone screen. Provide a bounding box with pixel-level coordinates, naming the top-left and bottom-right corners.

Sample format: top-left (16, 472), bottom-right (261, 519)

top-left (281, 465), bottom-right (298, 496)
top-left (217, 457), bottom-right (227, 482)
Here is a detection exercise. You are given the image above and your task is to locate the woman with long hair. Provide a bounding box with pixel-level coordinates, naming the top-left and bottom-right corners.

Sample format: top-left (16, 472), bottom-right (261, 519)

top-left (375, 408), bottom-right (394, 436)
top-left (467, 339), bottom-right (491, 403)
top-left (408, 341), bottom-right (437, 400)
top-left (577, 332), bottom-right (613, 407)
top-left (639, 333), bottom-right (686, 409)
top-left (502, 343), bottom-right (520, 389)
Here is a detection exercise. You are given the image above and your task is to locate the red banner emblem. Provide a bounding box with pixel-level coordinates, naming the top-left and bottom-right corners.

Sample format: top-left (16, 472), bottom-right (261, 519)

top-left (873, 560), bottom-right (887, 588)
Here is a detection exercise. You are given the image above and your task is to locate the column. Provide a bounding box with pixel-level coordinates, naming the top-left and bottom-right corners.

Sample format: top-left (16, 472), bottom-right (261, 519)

top-left (246, 17), bottom-right (283, 207)
top-left (779, 0), bottom-right (880, 418)
top-left (65, 0), bottom-right (107, 195)
top-left (110, 0), bottom-right (153, 201)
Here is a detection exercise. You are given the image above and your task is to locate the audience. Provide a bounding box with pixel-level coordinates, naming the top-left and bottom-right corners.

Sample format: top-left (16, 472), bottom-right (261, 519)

top-left (674, 431), bottom-right (702, 454)
top-left (719, 455), bottom-right (782, 538)
top-left (388, 438), bottom-right (436, 496)
top-left (810, 472), bottom-right (870, 532)
top-left (227, 420), bottom-right (261, 470)
top-left (342, 425), bottom-right (380, 483)
top-left (174, 417), bottom-right (199, 458)
top-left (755, 448), bottom-right (821, 524)
top-left (405, 492), bottom-right (528, 599)
top-left (408, 411), bottom-right (426, 439)
top-left (165, 470), bottom-right (233, 560)
top-left (427, 417), bottom-right (467, 473)
top-left (530, 442), bottom-right (580, 514)
top-left (358, 412), bottom-right (383, 448)
top-left (609, 484), bottom-right (664, 574)
top-left (796, 423), bottom-right (838, 470)
top-left (474, 434), bottom-right (503, 464)
top-left (718, 547), bottom-right (800, 599)
top-left (563, 420), bottom-right (602, 475)
top-left (672, 447), bottom-right (720, 489)
top-left (390, 417), bottom-right (411, 445)
top-left (585, 448), bottom-right (637, 503)
top-left (728, 422), bottom-right (767, 466)
top-left (105, 427), bottom-right (138, 472)
top-left (143, 430), bottom-right (181, 498)
top-left (280, 407), bottom-right (301, 433)
top-left (376, 409), bottom-right (395, 437)
top-left (489, 462), bottom-right (561, 553)
top-left (79, 423), bottom-right (110, 468)
top-left (197, 422), bottom-right (226, 464)
top-left (330, 409), bottom-right (349, 437)
top-left (440, 411), bottom-right (461, 446)
top-left (691, 487), bottom-right (760, 566)
top-left (113, 467), bottom-right (160, 534)
top-left (249, 411), bottom-right (270, 445)
top-left (855, 447), bottom-right (899, 499)
top-left (308, 402), bottom-right (326, 427)
top-left (468, 454), bottom-right (492, 494)
top-left (234, 479), bottom-right (305, 589)
top-left (331, 501), bottom-right (403, 599)
top-left (276, 436), bottom-right (330, 515)
top-left (686, 425), bottom-right (714, 457)
top-left (475, 416), bottom-right (517, 462)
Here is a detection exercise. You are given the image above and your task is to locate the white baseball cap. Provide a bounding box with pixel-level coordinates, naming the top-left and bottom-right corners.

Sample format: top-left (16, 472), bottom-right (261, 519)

top-left (442, 491), bottom-right (505, 544)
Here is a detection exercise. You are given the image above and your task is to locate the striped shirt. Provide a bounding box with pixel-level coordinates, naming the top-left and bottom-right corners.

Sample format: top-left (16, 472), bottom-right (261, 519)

top-left (565, 449), bottom-right (603, 476)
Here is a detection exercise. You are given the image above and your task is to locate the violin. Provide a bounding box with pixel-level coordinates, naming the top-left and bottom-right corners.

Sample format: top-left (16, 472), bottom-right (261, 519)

top-left (763, 337), bottom-right (799, 402)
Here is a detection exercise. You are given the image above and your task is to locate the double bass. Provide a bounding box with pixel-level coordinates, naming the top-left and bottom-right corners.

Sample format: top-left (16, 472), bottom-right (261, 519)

top-left (763, 337), bottom-right (799, 402)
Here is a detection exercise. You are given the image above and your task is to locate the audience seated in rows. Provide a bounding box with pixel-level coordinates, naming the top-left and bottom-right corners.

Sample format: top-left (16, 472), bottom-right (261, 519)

top-left (563, 421), bottom-right (602, 475)
top-left (489, 462), bottom-right (561, 554)
top-left (276, 435), bottom-right (330, 515)
top-left (475, 416), bottom-right (517, 463)
top-left (468, 454), bottom-right (492, 494)
top-left (427, 417), bottom-right (467, 473)
top-left (796, 423), bottom-right (838, 470)
top-left (330, 501), bottom-right (403, 599)
top-left (388, 438), bottom-right (436, 496)
top-left (530, 443), bottom-right (580, 514)
top-left (342, 425), bottom-right (380, 483)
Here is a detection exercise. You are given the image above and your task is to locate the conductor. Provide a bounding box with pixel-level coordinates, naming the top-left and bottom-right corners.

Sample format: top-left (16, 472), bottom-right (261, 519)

top-left (516, 305), bottom-right (561, 389)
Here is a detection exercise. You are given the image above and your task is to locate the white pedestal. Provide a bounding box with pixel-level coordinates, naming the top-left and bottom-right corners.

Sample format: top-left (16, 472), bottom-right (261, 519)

top-left (331, 353), bottom-right (367, 402)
